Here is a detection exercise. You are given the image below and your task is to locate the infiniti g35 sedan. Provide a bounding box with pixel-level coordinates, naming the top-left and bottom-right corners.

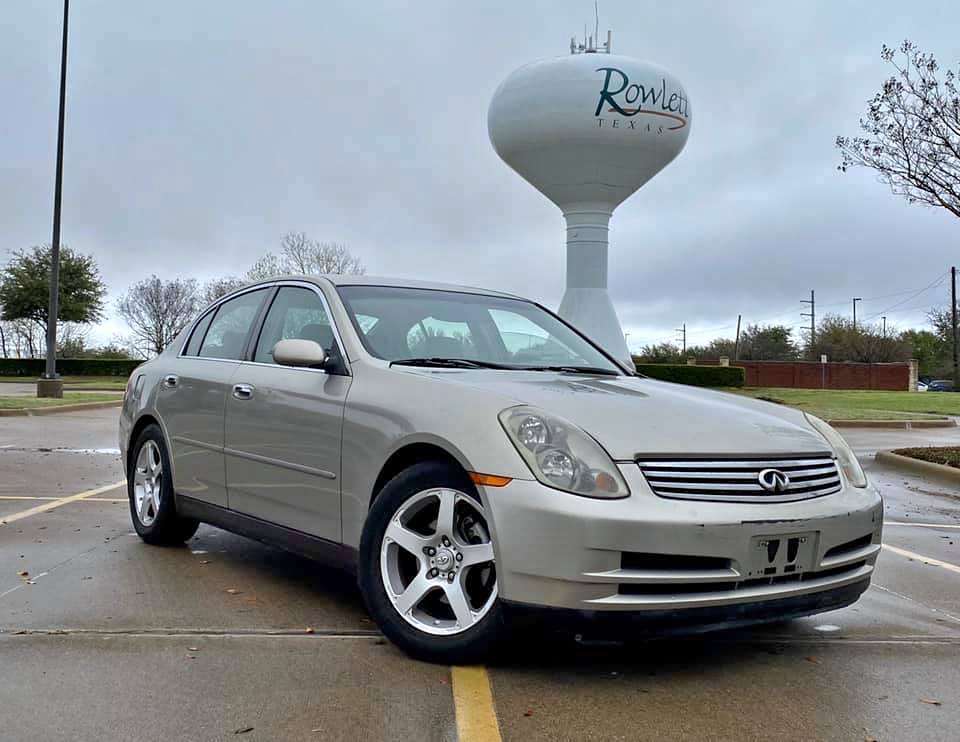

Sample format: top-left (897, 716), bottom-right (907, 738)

top-left (120, 276), bottom-right (883, 662)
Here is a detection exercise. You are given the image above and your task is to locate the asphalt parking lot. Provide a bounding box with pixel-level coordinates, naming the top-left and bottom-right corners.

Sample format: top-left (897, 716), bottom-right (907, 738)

top-left (2, 408), bottom-right (959, 741)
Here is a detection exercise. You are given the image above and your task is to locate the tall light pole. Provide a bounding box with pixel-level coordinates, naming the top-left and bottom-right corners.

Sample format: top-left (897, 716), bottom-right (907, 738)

top-left (39, 0), bottom-right (70, 398)
top-left (882, 316), bottom-right (887, 338)
top-left (852, 297), bottom-right (862, 331)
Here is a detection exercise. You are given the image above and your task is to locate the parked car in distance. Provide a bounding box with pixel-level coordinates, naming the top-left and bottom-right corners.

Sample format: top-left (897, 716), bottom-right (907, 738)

top-left (120, 276), bottom-right (883, 662)
top-left (927, 379), bottom-right (955, 392)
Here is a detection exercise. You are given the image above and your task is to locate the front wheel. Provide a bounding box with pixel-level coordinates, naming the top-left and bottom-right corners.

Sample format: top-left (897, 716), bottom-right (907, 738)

top-left (358, 461), bottom-right (505, 663)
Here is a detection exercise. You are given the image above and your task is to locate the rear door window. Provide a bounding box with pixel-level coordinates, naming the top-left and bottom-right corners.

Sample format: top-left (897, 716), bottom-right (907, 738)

top-left (197, 289), bottom-right (269, 360)
top-left (183, 311), bottom-right (214, 356)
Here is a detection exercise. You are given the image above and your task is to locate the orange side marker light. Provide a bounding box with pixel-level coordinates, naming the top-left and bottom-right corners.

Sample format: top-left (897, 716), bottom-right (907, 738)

top-left (469, 472), bottom-right (513, 487)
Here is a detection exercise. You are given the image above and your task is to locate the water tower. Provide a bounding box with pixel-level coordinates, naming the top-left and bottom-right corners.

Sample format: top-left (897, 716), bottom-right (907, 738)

top-left (488, 32), bottom-right (691, 363)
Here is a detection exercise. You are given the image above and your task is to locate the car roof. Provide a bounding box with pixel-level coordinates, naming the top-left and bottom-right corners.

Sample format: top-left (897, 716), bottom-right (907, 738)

top-left (262, 274), bottom-right (525, 300)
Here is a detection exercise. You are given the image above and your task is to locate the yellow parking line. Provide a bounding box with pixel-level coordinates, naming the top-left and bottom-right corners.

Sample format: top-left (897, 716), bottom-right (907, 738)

top-left (883, 544), bottom-right (960, 575)
top-left (0, 496), bottom-right (125, 502)
top-left (450, 666), bottom-right (502, 742)
top-left (0, 480), bottom-right (126, 526)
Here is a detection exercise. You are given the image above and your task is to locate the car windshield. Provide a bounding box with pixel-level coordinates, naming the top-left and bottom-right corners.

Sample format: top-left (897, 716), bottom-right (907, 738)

top-left (337, 285), bottom-right (623, 374)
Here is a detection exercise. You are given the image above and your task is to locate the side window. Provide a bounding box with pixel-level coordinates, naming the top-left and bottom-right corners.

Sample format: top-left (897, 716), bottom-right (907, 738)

top-left (254, 287), bottom-right (335, 364)
top-left (197, 289), bottom-right (269, 360)
top-left (183, 311), bottom-right (215, 356)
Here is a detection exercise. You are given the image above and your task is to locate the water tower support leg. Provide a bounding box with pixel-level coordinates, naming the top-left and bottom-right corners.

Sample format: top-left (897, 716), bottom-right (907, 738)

top-left (558, 206), bottom-right (632, 365)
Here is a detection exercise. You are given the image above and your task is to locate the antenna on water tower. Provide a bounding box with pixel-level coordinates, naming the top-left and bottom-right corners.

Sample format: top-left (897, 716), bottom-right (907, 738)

top-left (488, 28), bottom-right (691, 362)
top-left (571, 4), bottom-right (611, 55)
top-left (594, 1), bottom-right (599, 49)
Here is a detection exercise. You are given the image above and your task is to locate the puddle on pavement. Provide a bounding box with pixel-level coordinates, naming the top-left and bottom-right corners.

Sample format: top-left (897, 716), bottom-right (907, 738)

top-left (0, 447), bottom-right (120, 455)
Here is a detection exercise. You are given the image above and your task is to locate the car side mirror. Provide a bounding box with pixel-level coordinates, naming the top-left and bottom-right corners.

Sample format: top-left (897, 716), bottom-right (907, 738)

top-left (271, 339), bottom-right (329, 369)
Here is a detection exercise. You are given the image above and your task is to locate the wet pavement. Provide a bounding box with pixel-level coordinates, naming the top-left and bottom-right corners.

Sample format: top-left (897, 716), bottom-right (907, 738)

top-left (1, 408), bottom-right (959, 741)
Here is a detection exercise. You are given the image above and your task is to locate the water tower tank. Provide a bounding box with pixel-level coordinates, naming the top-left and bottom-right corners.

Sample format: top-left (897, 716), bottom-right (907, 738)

top-left (488, 34), bottom-right (691, 363)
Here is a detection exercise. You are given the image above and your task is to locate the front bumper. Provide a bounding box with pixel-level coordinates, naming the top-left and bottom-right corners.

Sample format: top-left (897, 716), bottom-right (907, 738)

top-left (502, 577), bottom-right (871, 637)
top-left (482, 464), bottom-right (882, 617)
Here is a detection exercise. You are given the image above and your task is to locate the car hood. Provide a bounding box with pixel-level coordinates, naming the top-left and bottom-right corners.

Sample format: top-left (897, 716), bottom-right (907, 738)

top-left (405, 369), bottom-right (831, 460)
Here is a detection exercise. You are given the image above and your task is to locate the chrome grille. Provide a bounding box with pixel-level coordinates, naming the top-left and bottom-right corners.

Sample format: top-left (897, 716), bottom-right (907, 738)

top-left (637, 455), bottom-right (842, 503)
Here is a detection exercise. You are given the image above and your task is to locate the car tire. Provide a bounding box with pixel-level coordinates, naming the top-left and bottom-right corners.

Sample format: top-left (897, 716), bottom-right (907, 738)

top-left (127, 424), bottom-right (199, 546)
top-left (358, 460), bottom-right (506, 663)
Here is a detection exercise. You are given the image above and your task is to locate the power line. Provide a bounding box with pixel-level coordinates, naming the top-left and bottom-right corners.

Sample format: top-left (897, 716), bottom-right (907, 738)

top-left (860, 271), bottom-right (949, 323)
top-left (632, 271), bottom-right (950, 348)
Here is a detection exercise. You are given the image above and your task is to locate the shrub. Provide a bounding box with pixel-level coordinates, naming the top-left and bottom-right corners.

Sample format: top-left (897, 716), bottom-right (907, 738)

top-left (0, 358), bottom-right (141, 377)
top-left (633, 362), bottom-right (745, 388)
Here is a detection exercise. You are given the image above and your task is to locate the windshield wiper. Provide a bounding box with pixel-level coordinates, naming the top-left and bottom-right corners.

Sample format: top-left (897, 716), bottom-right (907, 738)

top-left (390, 357), bottom-right (512, 370)
top-left (520, 365), bottom-right (622, 376)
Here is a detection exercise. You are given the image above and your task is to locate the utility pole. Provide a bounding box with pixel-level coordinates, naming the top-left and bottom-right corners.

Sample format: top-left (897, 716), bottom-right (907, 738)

top-left (734, 314), bottom-right (742, 361)
top-left (882, 316), bottom-right (887, 338)
top-left (40, 0), bottom-right (70, 399)
top-left (952, 266), bottom-right (958, 388)
top-left (801, 290), bottom-right (815, 356)
top-left (675, 323), bottom-right (686, 355)
top-left (852, 297), bottom-right (862, 331)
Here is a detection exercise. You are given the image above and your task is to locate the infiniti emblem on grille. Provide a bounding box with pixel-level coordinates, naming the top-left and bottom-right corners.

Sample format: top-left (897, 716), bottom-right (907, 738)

top-left (758, 468), bottom-right (791, 493)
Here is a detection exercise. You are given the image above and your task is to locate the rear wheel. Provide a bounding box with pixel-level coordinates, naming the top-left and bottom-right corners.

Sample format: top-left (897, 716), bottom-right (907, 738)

top-left (128, 425), bottom-right (199, 545)
top-left (358, 461), bottom-right (504, 663)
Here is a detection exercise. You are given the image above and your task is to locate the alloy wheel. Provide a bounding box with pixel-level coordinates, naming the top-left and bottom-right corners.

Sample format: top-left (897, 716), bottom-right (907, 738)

top-left (380, 488), bottom-right (497, 636)
top-left (133, 440), bottom-right (163, 527)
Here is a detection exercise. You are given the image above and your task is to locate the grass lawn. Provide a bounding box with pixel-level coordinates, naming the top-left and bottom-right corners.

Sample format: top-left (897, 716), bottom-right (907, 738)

top-left (893, 447), bottom-right (960, 469)
top-left (0, 375), bottom-right (128, 390)
top-left (0, 392), bottom-right (122, 410)
top-left (727, 388), bottom-right (960, 421)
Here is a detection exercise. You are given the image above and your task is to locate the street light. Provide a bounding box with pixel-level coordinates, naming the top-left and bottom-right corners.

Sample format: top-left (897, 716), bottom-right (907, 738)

top-left (39, 0), bottom-right (70, 398)
top-left (852, 297), bottom-right (862, 331)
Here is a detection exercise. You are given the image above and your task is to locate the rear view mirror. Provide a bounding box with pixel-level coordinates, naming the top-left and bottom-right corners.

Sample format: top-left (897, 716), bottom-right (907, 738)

top-left (272, 339), bottom-right (329, 369)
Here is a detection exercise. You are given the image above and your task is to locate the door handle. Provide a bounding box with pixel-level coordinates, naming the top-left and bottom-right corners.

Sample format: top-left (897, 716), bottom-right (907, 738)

top-left (162, 374), bottom-right (179, 388)
top-left (232, 383), bottom-right (254, 400)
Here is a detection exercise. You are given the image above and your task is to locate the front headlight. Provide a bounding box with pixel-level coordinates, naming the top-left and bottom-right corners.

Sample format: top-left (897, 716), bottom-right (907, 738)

top-left (804, 413), bottom-right (867, 488)
top-left (499, 406), bottom-right (629, 498)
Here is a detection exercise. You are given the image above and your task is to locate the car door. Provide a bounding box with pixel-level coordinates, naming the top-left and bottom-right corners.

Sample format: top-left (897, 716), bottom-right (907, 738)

top-left (157, 287), bottom-right (271, 508)
top-left (224, 284), bottom-right (351, 542)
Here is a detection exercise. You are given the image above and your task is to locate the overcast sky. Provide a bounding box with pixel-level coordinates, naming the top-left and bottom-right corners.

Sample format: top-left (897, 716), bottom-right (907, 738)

top-left (2, 1), bottom-right (958, 350)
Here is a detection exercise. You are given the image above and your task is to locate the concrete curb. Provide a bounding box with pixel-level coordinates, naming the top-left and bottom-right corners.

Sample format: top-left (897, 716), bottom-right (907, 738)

top-left (875, 450), bottom-right (960, 485)
top-left (0, 400), bottom-right (123, 417)
top-left (828, 418), bottom-right (956, 429)
top-left (63, 386), bottom-right (126, 393)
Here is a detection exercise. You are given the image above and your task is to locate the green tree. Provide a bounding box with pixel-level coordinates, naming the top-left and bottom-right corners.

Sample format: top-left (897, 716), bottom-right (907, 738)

top-left (900, 328), bottom-right (947, 376)
top-left (738, 324), bottom-right (798, 361)
top-left (0, 245), bottom-right (106, 339)
top-left (808, 315), bottom-right (910, 363)
top-left (634, 342), bottom-right (684, 364)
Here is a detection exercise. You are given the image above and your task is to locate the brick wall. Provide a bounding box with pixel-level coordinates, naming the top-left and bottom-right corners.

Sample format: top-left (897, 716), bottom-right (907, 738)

top-left (729, 361), bottom-right (910, 390)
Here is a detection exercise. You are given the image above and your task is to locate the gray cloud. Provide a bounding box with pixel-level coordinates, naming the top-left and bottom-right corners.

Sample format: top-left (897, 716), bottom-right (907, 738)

top-left (2, 0), bottom-right (957, 349)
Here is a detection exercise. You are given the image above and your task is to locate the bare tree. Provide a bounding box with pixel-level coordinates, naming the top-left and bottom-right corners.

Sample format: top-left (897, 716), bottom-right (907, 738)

top-left (837, 41), bottom-right (960, 218)
top-left (117, 275), bottom-right (200, 357)
top-left (4, 318), bottom-right (41, 358)
top-left (247, 232), bottom-right (366, 280)
top-left (202, 276), bottom-right (246, 305)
